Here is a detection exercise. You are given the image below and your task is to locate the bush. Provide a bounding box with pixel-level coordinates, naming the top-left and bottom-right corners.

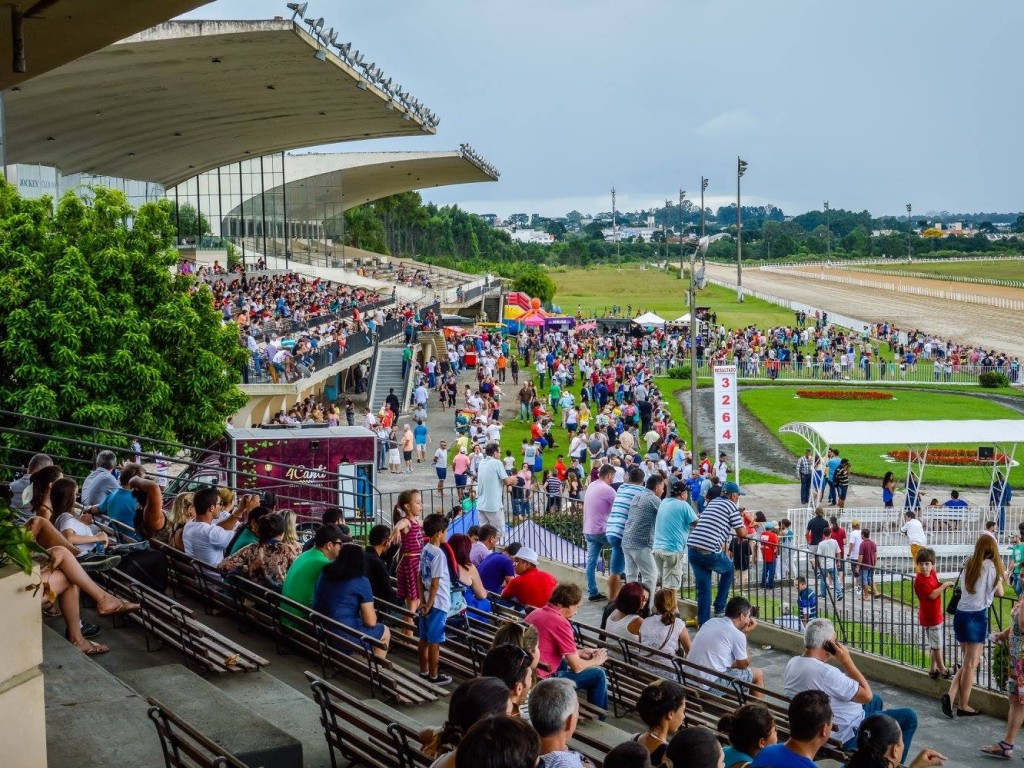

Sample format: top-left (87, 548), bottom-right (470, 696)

top-left (666, 365), bottom-right (691, 379)
top-left (979, 372), bottom-right (1011, 388)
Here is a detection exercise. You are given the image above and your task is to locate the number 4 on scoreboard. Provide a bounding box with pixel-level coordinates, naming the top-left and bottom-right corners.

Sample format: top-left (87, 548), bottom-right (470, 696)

top-left (721, 429), bottom-right (731, 440)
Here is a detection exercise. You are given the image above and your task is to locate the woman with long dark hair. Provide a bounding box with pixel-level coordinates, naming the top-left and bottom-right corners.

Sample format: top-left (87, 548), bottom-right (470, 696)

top-left (846, 714), bottom-right (945, 768)
top-left (943, 534), bottom-right (1007, 718)
top-left (447, 533), bottom-right (491, 613)
top-left (313, 542), bottom-right (390, 659)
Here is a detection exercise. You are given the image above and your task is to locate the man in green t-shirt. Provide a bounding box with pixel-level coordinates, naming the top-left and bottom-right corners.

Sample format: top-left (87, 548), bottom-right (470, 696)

top-left (282, 525), bottom-right (345, 620)
top-left (549, 381), bottom-right (561, 413)
top-left (1012, 530), bottom-right (1024, 595)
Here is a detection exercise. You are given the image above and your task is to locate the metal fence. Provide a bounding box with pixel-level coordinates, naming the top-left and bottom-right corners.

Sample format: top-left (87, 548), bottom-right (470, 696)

top-left (688, 360), bottom-right (1019, 386)
top-left (398, 482), bottom-right (1016, 692)
top-left (707, 539), bottom-right (1015, 692)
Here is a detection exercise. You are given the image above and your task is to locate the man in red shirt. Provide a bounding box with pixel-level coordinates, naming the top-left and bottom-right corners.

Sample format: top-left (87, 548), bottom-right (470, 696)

top-left (501, 547), bottom-right (556, 608)
top-left (525, 582), bottom-right (609, 716)
top-left (759, 522), bottom-right (779, 589)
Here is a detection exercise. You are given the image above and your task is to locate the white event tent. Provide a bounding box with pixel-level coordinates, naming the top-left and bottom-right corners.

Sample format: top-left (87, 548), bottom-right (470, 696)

top-left (632, 311), bottom-right (666, 328)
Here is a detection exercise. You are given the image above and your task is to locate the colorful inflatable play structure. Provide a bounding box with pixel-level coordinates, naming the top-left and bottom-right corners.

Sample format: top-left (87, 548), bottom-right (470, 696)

top-left (503, 293), bottom-right (574, 333)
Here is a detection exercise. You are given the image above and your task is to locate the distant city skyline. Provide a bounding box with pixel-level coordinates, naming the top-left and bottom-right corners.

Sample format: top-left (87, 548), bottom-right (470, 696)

top-left (183, 1), bottom-right (1024, 219)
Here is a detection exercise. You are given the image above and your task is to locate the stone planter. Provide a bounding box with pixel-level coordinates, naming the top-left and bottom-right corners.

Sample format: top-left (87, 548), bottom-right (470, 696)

top-left (0, 562), bottom-right (47, 768)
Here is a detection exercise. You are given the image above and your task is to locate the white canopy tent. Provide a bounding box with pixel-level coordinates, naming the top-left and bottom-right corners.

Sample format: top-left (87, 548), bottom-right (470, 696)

top-left (632, 311), bottom-right (666, 328)
top-left (779, 419), bottom-right (1024, 514)
top-left (667, 312), bottom-right (691, 326)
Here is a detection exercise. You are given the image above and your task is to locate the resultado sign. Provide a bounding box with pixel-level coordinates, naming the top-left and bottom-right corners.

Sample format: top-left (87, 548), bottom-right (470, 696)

top-left (713, 366), bottom-right (738, 477)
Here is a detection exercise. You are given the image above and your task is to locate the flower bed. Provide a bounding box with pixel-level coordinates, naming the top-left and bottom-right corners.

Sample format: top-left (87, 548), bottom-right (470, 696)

top-left (795, 390), bottom-right (894, 400)
top-left (888, 448), bottom-right (1008, 466)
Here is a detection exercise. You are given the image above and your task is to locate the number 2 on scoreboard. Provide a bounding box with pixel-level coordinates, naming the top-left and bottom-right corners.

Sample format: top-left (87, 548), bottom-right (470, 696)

top-left (721, 394), bottom-right (731, 405)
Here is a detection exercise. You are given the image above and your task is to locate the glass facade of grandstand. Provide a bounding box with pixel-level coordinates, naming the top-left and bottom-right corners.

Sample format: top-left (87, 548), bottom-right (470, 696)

top-left (6, 153), bottom-right (345, 269)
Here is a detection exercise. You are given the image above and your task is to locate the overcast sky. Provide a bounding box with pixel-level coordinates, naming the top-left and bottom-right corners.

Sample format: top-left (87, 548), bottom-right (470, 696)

top-left (182, 1), bottom-right (1022, 219)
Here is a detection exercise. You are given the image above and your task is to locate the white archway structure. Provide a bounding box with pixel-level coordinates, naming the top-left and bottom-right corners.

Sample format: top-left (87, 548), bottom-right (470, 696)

top-left (779, 419), bottom-right (1024, 518)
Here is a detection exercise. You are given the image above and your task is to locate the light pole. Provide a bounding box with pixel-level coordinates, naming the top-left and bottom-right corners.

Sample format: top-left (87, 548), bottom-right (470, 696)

top-left (736, 157), bottom-right (748, 302)
top-left (700, 176), bottom-right (709, 237)
top-left (688, 234), bottom-right (704, 466)
top-left (677, 190), bottom-right (686, 280)
top-left (662, 202), bottom-right (668, 263)
top-left (906, 203), bottom-right (913, 262)
top-left (824, 200), bottom-right (831, 258)
top-left (612, 186), bottom-right (620, 270)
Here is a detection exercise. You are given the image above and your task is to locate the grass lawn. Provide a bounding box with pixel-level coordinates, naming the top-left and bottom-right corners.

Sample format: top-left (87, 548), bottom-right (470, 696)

top-left (740, 386), bottom-right (1024, 489)
top-left (860, 259), bottom-right (1024, 282)
top-left (549, 265), bottom-right (797, 329)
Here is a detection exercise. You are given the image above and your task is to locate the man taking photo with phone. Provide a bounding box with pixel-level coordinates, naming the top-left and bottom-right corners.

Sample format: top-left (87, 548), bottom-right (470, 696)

top-left (783, 618), bottom-right (918, 764)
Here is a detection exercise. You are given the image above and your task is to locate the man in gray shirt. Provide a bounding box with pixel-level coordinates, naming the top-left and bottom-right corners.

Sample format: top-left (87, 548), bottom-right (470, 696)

top-left (81, 450), bottom-right (121, 506)
top-left (621, 474), bottom-right (666, 597)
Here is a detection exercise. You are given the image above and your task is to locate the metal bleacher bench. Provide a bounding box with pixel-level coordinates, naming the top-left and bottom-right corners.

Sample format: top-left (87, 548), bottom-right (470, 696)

top-left (151, 540), bottom-right (445, 706)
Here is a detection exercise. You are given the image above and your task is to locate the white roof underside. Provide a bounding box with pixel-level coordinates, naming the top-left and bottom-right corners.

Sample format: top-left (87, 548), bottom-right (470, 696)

top-left (780, 419), bottom-right (1024, 446)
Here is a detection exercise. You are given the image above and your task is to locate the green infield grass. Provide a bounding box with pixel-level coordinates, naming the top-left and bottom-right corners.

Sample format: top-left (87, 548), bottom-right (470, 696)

top-left (740, 386), bottom-right (1024, 489)
top-left (548, 265), bottom-right (797, 329)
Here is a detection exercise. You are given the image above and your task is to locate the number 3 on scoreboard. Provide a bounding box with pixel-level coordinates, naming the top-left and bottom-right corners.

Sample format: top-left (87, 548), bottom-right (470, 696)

top-left (721, 378), bottom-right (730, 387)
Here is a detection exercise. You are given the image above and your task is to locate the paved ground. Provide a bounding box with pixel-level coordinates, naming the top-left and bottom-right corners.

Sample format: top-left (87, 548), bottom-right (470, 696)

top-left (706, 262), bottom-right (1024, 358)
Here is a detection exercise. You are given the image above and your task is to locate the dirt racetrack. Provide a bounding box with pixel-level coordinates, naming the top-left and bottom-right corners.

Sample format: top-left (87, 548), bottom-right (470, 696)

top-left (706, 262), bottom-right (1024, 358)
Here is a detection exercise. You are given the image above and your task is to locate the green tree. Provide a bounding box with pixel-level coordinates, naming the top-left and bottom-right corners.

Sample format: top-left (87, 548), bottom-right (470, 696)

top-left (172, 202), bottom-right (211, 239)
top-left (0, 180), bottom-right (247, 462)
top-left (511, 266), bottom-right (556, 304)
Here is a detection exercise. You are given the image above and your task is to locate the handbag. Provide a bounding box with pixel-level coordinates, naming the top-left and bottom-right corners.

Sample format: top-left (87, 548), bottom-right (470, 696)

top-left (945, 566), bottom-right (965, 615)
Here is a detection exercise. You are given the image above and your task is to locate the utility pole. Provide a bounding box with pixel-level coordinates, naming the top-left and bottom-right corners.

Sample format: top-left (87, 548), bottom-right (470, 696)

top-left (736, 157), bottom-right (748, 302)
top-left (662, 202), bottom-right (668, 264)
top-left (906, 203), bottom-right (913, 262)
top-left (700, 176), bottom-right (709, 237)
top-left (687, 191), bottom-right (699, 465)
top-left (677, 190), bottom-right (686, 280)
top-left (824, 200), bottom-right (831, 258)
top-left (612, 186), bottom-right (619, 270)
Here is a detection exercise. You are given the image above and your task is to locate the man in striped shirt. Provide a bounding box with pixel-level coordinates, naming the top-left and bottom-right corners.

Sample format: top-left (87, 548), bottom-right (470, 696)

top-left (604, 467), bottom-right (646, 603)
top-left (796, 449), bottom-right (814, 505)
top-left (687, 481), bottom-right (748, 626)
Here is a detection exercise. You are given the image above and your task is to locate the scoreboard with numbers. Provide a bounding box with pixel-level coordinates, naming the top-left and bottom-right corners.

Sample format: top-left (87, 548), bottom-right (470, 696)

top-left (713, 365), bottom-right (738, 451)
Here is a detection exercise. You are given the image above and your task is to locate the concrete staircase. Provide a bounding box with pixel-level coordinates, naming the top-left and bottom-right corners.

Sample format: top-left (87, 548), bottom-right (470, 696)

top-left (368, 344), bottom-right (412, 415)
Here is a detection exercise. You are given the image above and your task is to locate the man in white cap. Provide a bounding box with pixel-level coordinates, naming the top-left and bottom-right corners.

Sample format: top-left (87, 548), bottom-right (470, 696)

top-left (501, 545), bottom-right (557, 608)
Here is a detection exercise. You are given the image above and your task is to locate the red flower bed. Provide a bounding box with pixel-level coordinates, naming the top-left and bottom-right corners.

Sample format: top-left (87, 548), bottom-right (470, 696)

top-left (795, 390), bottom-right (894, 400)
top-left (888, 448), bottom-right (1008, 466)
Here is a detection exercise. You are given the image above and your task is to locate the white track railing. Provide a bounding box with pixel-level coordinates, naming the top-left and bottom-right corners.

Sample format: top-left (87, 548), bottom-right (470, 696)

top-left (757, 268), bottom-right (1024, 312)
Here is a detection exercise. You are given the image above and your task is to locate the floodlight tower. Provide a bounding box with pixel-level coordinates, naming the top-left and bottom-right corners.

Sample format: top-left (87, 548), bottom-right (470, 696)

top-left (824, 200), bottom-right (831, 258)
top-left (700, 176), bottom-right (709, 237)
top-left (612, 186), bottom-right (619, 271)
top-left (736, 157), bottom-right (748, 302)
top-left (906, 203), bottom-right (913, 262)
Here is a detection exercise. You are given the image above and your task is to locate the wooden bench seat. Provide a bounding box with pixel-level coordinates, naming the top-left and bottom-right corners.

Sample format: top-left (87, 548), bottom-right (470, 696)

top-left (147, 697), bottom-right (252, 768)
top-left (100, 567), bottom-right (268, 675)
top-left (151, 540), bottom-right (444, 705)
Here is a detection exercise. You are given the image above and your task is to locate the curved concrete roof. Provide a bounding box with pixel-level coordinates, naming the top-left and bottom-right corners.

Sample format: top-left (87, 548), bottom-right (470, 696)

top-left (224, 150), bottom-right (499, 221)
top-left (0, 0), bottom-right (212, 89)
top-left (3, 19), bottom-right (435, 186)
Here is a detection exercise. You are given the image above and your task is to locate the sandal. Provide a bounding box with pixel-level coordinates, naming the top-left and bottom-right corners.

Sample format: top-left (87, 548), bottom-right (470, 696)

top-left (928, 670), bottom-right (940, 679)
top-left (980, 741), bottom-right (1014, 759)
top-left (941, 669), bottom-right (954, 679)
top-left (96, 597), bottom-right (140, 616)
top-left (73, 639), bottom-right (110, 656)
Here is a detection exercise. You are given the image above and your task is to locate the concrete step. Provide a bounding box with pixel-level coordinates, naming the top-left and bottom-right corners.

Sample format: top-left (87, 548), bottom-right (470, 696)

top-left (120, 664), bottom-right (303, 768)
top-left (42, 625), bottom-right (167, 768)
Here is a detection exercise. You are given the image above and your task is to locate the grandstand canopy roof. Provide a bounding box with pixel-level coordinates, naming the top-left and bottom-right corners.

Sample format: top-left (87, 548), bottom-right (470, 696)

top-left (0, 0), bottom-right (212, 89)
top-left (780, 420), bottom-right (1024, 446)
top-left (224, 151), bottom-right (499, 221)
top-left (3, 19), bottom-right (435, 186)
